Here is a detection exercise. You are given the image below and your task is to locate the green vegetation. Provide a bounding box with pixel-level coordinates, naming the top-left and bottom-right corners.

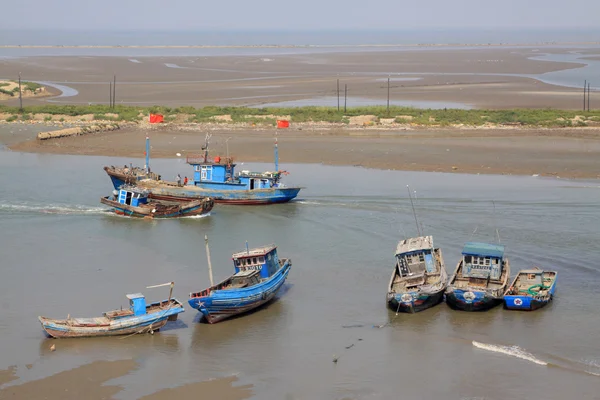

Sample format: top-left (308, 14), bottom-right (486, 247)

top-left (0, 104), bottom-right (599, 127)
top-left (0, 81), bottom-right (43, 97)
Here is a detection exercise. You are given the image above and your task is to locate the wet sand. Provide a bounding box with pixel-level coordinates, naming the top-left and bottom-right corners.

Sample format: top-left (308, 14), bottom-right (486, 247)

top-left (0, 360), bottom-right (136, 400)
top-left (0, 359), bottom-right (252, 400)
top-left (0, 47), bottom-right (592, 109)
top-left (9, 126), bottom-right (600, 178)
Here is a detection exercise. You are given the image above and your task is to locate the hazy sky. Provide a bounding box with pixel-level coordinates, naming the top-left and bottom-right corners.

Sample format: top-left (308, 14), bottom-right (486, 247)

top-left (3, 0), bottom-right (599, 30)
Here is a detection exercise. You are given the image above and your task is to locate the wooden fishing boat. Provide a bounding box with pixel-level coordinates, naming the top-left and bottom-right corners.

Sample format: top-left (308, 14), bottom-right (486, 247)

top-left (387, 236), bottom-right (448, 313)
top-left (445, 242), bottom-right (510, 311)
top-left (100, 186), bottom-right (213, 218)
top-left (504, 268), bottom-right (557, 310)
top-left (38, 282), bottom-right (184, 338)
top-left (188, 238), bottom-right (292, 323)
top-left (104, 134), bottom-right (302, 205)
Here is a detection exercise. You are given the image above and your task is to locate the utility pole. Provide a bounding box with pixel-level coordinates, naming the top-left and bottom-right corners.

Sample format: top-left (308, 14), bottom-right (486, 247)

top-left (588, 82), bottom-right (591, 111)
top-left (344, 84), bottom-right (347, 113)
top-left (337, 78), bottom-right (340, 111)
top-left (387, 77), bottom-right (390, 114)
top-left (109, 81), bottom-right (112, 108)
top-left (584, 80), bottom-right (587, 111)
top-left (113, 74), bottom-right (116, 109)
top-left (18, 72), bottom-right (23, 112)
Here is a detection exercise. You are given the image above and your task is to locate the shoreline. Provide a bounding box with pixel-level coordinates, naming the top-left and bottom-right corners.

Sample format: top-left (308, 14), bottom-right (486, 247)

top-left (6, 124), bottom-right (600, 179)
top-left (2, 41), bottom-right (600, 49)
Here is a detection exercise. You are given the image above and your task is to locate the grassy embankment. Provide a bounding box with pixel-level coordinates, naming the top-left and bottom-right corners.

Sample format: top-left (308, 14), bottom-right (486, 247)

top-left (0, 81), bottom-right (43, 97)
top-left (1, 104), bottom-right (599, 127)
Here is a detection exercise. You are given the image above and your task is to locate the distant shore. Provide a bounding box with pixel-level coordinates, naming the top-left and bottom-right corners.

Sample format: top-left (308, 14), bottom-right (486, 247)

top-left (2, 41), bottom-right (600, 49)
top-left (6, 123), bottom-right (600, 179)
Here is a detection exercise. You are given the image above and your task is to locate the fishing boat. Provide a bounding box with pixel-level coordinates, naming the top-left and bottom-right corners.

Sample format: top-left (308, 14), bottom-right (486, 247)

top-left (387, 236), bottom-right (448, 313)
top-left (504, 268), bottom-right (557, 310)
top-left (188, 236), bottom-right (292, 323)
top-left (38, 282), bottom-right (184, 338)
top-left (100, 186), bottom-right (214, 219)
top-left (104, 134), bottom-right (302, 205)
top-left (445, 242), bottom-right (511, 311)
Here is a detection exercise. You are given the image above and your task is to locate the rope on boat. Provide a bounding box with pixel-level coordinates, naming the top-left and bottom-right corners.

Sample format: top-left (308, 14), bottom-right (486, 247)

top-left (118, 303), bottom-right (175, 340)
top-left (519, 284), bottom-right (550, 296)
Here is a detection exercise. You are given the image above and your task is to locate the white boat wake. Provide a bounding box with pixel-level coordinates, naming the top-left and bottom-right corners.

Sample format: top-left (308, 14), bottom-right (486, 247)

top-left (472, 341), bottom-right (548, 366)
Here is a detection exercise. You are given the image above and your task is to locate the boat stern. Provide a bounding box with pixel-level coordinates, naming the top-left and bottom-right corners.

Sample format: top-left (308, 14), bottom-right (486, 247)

top-left (445, 288), bottom-right (501, 311)
top-left (504, 295), bottom-right (534, 310)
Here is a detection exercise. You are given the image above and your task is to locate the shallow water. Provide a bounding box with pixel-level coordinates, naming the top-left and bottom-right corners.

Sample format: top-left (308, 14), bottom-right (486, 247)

top-left (0, 126), bottom-right (599, 399)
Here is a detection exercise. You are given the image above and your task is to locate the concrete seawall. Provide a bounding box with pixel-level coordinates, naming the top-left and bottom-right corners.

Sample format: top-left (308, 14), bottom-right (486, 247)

top-left (37, 124), bottom-right (120, 140)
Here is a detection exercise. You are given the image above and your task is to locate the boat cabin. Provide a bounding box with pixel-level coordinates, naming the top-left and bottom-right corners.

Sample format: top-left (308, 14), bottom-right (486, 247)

top-left (232, 245), bottom-right (280, 280)
top-left (460, 242), bottom-right (505, 280)
top-left (115, 187), bottom-right (149, 207)
top-left (186, 156), bottom-right (280, 190)
top-left (126, 293), bottom-right (147, 316)
top-left (395, 236), bottom-right (437, 278)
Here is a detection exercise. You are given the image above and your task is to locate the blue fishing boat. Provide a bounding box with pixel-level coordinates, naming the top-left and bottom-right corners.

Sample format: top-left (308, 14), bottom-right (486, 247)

top-left (386, 235), bottom-right (448, 313)
top-left (104, 134), bottom-right (301, 205)
top-left (445, 242), bottom-right (511, 311)
top-left (504, 268), bottom-right (557, 310)
top-left (38, 282), bottom-right (184, 338)
top-left (100, 186), bottom-right (214, 218)
top-left (188, 237), bottom-right (292, 323)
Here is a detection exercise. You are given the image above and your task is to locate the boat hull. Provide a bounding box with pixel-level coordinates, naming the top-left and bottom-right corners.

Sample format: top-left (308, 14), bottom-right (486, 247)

top-left (38, 300), bottom-right (185, 338)
top-left (100, 196), bottom-right (213, 219)
top-left (387, 289), bottom-right (445, 313)
top-left (148, 187), bottom-right (301, 205)
top-left (503, 295), bottom-right (552, 311)
top-left (188, 260), bottom-right (291, 323)
top-left (445, 289), bottom-right (503, 311)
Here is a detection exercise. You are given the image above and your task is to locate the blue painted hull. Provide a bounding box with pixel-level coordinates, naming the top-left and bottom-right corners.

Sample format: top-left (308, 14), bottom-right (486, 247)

top-left (38, 299), bottom-right (185, 338)
top-left (188, 260), bottom-right (292, 323)
top-left (504, 275), bottom-right (557, 311)
top-left (387, 289), bottom-right (445, 313)
top-left (445, 289), bottom-right (503, 311)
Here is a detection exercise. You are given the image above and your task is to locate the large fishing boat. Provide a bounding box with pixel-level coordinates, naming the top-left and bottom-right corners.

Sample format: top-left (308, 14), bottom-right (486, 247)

top-left (445, 242), bottom-right (510, 311)
top-left (386, 235), bottom-right (448, 313)
top-left (104, 134), bottom-right (302, 205)
top-left (188, 237), bottom-right (292, 323)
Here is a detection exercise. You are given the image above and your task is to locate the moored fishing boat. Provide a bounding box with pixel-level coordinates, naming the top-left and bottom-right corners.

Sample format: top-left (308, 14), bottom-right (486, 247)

top-left (100, 186), bottom-right (213, 219)
top-left (504, 268), bottom-right (557, 310)
top-left (386, 235), bottom-right (448, 313)
top-left (38, 282), bottom-right (184, 338)
top-left (104, 134), bottom-right (302, 205)
top-left (188, 237), bottom-right (292, 323)
top-left (445, 242), bottom-right (510, 311)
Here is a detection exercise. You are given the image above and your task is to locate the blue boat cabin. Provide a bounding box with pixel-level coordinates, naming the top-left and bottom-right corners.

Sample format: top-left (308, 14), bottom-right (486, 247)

top-left (115, 187), bottom-right (149, 206)
top-left (127, 293), bottom-right (147, 316)
top-left (460, 242), bottom-right (505, 280)
top-left (232, 245), bottom-right (280, 280)
top-left (187, 156), bottom-right (279, 190)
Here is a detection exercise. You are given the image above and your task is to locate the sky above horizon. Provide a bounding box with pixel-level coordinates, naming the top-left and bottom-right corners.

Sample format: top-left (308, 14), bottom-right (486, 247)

top-left (3, 0), bottom-right (600, 31)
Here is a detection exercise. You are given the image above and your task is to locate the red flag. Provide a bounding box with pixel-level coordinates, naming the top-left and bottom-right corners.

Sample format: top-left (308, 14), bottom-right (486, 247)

top-left (277, 120), bottom-right (289, 128)
top-left (149, 114), bottom-right (164, 124)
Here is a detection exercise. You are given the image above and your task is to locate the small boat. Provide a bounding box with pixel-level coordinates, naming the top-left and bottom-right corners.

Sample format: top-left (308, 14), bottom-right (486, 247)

top-left (504, 268), bottom-right (557, 310)
top-left (104, 134), bottom-right (302, 205)
top-left (188, 237), bottom-right (292, 323)
top-left (100, 186), bottom-right (214, 218)
top-left (446, 242), bottom-right (511, 311)
top-left (386, 235), bottom-right (448, 313)
top-left (39, 282), bottom-right (184, 338)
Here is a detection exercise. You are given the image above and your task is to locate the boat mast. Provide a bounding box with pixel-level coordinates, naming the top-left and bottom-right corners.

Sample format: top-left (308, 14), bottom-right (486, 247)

top-left (145, 136), bottom-right (150, 171)
top-left (146, 281), bottom-right (175, 302)
top-left (205, 235), bottom-right (214, 286)
top-left (274, 135), bottom-right (279, 172)
top-left (202, 133), bottom-right (212, 163)
top-left (407, 185), bottom-right (422, 237)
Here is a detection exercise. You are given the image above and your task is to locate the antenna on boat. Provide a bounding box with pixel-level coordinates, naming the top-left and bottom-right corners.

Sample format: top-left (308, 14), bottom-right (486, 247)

top-left (202, 133), bottom-right (212, 163)
top-left (205, 235), bottom-right (214, 286)
top-left (414, 189), bottom-right (425, 236)
top-left (407, 185), bottom-right (422, 237)
top-left (274, 134), bottom-right (279, 172)
top-left (225, 136), bottom-right (232, 160)
top-left (245, 240), bottom-right (250, 255)
top-left (146, 281), bottom-right (174, 302)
